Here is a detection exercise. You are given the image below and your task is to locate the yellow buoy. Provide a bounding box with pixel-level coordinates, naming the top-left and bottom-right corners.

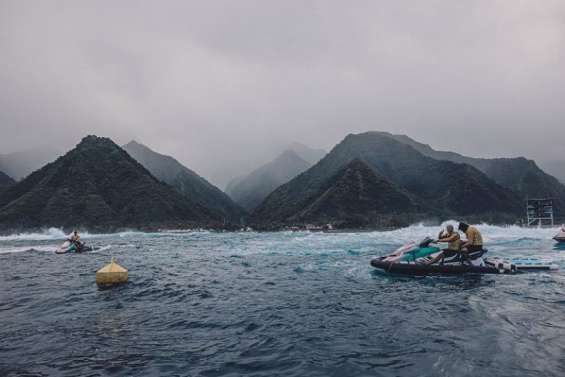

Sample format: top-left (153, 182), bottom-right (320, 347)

top-left (96, 257), bottom-right (128, 287)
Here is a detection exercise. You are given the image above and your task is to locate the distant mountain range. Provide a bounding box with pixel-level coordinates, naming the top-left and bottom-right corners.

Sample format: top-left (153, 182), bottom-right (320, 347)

top-left (226, 143), bottom-right (326, 211)
top-left (384, 132), bottom-right (565, 218)
top-left (123, 141), bottom-right (245, 223)
top-left (0, 147), bottom-right (62, 181)
top-left (1, 131), bottom-right (563, 233)
top-left (251, 132), bottom-right (523, 229)
top-left (0, 136), bottom-right (223, 233)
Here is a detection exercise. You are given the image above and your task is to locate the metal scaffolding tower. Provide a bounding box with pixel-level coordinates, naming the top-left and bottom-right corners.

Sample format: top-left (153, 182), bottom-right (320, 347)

top-left (526, 198), bottom-right (554, 227)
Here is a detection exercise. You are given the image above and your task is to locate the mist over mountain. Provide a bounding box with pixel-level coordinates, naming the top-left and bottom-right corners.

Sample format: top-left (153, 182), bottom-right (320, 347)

top-left (226, 143), bottom-right (326, 211)
top-left (0, 148), bottom-right (62, 181)
top-left (539, 161), bottom-right (565, 184)
top-left (385, 132), bottom-right (565, 218)
top-left (123, 141), bottom-right (245, 223)
top-left (251, 132), bottom-right (522, 229)
top-left (227, 150), bottom-right (310, 212)
top-left (286, 142), bottom-right (326, 165)
top-left (0, 136), bottom-right (222, 233)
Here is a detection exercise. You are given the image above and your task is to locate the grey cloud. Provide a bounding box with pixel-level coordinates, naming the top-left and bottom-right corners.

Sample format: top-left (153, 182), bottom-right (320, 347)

top-left (1, 0), bottom-right (564, 187)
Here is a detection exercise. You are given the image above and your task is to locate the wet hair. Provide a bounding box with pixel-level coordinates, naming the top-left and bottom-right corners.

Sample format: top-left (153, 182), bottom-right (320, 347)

top-left (458, 222), bottom-right (469, 232)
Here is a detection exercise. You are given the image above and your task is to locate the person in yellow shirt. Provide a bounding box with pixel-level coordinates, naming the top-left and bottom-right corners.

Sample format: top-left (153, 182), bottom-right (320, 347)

top-left (458, 222), bottom-right (483, 253)
top-left (424, 224), bottom-right (461, 264)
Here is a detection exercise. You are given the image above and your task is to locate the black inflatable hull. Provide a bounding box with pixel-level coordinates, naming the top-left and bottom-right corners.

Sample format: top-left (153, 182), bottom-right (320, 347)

top-left (370, 259), bottom-right (514, 276)
top-left (554, 237), bottom-right (565, 243)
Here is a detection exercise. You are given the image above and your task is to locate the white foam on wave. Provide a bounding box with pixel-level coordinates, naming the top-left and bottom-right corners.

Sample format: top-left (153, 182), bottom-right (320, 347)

top-left (0, 228), bottom-right (68, 241)
top-left (0, 245), bottom-right (58, 254)
top-left (88, 245), bottom-right (112, 253)
top-left (363, 221), bottom-right (562, 244)
top-left (0, 222), bottom-right (560, 247)
top-left (0, 227), bottom-right (152, 241)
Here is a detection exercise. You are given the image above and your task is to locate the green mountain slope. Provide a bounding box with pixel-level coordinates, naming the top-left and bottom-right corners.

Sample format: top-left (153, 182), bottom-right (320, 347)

top-left (386, 132), bottom-right (565, 217)
top-left (251, 132), bottom-right (522, 228)
top-left (0, 136), bottom-right (221, 232)
top-left (123, 141), bottom-right (245, 223)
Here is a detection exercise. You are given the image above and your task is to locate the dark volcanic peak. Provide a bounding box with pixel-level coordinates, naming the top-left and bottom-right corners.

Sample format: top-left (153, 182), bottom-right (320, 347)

top-left (0, 135), bottom-right (222, 232)
top-left (337, 132), bottom-right (522, 215)
top-left (251, 132), bottom-right (522, 229)
top-left (285, 158), bottom-right (421, 228)
top-left (123, 140), bottom-right (245, 223)
top-left (226, 148), bottom-right (311, 212)
top-left (0, 170), bottom-right (15, 191)
top-left (383, 132), bottom-right (565, 217)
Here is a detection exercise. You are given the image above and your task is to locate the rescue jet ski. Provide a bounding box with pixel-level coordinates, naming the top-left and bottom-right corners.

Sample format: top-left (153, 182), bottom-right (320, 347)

top-left (370, 238), bottom-right (557, 276)
top-left (56, 240), bottom-right (95, 254)
top-left (553, 226), bottom-right (565, 243)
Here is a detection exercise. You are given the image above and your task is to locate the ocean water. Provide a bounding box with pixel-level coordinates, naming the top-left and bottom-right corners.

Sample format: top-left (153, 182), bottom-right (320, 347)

top-left (1, 224), bottom-right (564, 377)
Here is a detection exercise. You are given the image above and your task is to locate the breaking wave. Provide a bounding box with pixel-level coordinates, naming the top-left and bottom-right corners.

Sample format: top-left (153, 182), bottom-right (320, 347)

top-left (0, 227), bottom-right (142, 241)
top-left (0, 222), bottom-right (561, 243)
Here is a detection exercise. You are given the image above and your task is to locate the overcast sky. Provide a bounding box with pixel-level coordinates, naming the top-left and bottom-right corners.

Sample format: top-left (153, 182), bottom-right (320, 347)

top-left (1, 1), bottom-right (564, 187)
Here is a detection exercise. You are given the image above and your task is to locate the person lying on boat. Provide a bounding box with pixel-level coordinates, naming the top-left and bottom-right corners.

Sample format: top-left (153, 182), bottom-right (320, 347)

top-left (458, 222), bottom-right (484, 260)
top-left (423, 224), bottom-right (461, 264)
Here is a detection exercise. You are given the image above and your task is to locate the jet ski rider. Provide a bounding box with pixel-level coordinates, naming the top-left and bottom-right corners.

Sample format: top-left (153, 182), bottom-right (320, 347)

top-left (424, 224), bottom-right (461, 264)
top-left (458, 222), bottom-right (484, 255)
top-left (69, 230), bottom-right (82, 250)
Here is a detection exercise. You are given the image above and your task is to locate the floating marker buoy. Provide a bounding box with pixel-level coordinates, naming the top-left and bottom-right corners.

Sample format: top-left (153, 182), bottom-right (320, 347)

top-left (96, 257), bottom-right (128, 287)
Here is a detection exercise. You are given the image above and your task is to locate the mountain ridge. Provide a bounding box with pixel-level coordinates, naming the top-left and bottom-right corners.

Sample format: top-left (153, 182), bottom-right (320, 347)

top-left (289, 158), bottom-right (423, 228)
top-left (123, 140), bottom-right (245, 223)
top-left (382, 131), bottom-right (565, 218)
top-left (0, 136), bottom-right (222, 233)
top-left (226, 148), bottom-right (313, 211)
top-left (251, 132), bottom-right (522, 229)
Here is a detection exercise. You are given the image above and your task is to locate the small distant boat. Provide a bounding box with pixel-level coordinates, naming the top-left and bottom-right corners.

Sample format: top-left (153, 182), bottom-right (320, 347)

top-left (554, 226), bottom-right (565, 243)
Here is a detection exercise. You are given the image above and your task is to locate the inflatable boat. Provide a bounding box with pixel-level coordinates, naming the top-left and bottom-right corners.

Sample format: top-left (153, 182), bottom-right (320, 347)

top-left (370, 257), bottom-right (516, 275)
top-left (370, 238), bottom-right (558, 276)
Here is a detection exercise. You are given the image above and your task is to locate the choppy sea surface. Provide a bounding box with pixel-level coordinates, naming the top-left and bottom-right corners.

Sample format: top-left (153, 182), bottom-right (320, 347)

top-left (1, 223), bottom-right (565, 377)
